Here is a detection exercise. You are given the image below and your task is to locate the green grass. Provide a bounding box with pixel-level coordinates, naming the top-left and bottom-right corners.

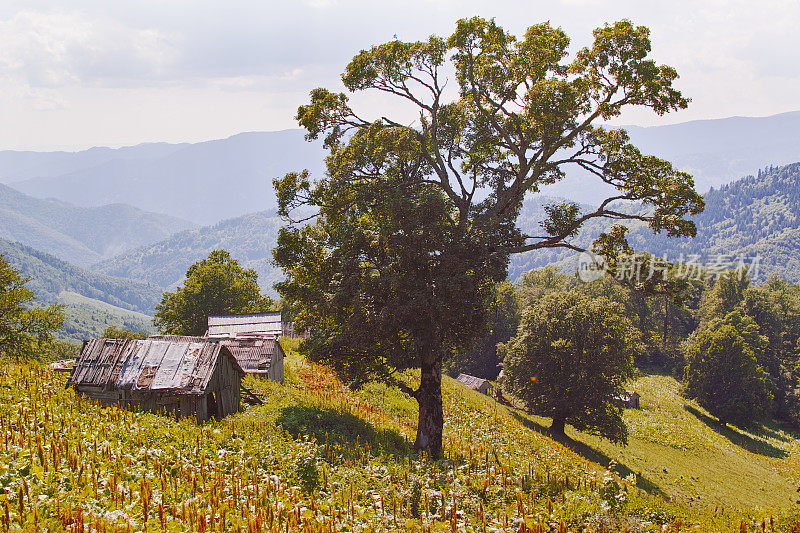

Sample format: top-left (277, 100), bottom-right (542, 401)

top-left (2, 347), bottom-right (799, 532)
top-left (548, 373), bottom-right (800, 511)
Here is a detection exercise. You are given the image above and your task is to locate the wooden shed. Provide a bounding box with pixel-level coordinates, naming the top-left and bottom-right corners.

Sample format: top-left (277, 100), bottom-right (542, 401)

top-left (69, 337), bottom-right (244, 422)
top-left (207, 313), bottom-right (283, 338)
top-left (456, 373), bottom-right (493, 395)
top-left (615, 390), bottom-right (641, 409)
top-left (151, 334), bottom-right (285, 383)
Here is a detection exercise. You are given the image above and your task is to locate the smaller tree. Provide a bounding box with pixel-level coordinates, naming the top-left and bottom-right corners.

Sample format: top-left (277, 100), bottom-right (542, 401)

top-left (0, 256), bottom-right (64, 359)
top-left (103, 326), bottom-right (147, 340)
top-left (501, 291), bottom-right (641, 443)
top-left (683, 310), bottom-right (772, 427)
top-left (154, 250), bottom-right (274, 336)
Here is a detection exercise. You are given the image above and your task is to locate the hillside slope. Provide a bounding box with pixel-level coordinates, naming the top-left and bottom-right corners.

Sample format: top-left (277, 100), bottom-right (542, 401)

top-left (0, 239), bottom-right (161, 314)
top-left (0, 238), bottom-right (159, 341)
top-left (514, 162), bottom-right (800, 282)
top-left (0, 183), bottom-right (195, 267)
top-left (627, 162), bottom-right (800, 282)
top-left (2, 350), bottom-right (797, 532)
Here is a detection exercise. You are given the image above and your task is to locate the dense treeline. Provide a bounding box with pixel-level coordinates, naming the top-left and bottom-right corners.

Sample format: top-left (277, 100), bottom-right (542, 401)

top-left (633, 162), bottom-right (800, 282)
top-left (456, 263), bottom-right (800, 432)
top-left (0, 238), bottom-right (162, 314)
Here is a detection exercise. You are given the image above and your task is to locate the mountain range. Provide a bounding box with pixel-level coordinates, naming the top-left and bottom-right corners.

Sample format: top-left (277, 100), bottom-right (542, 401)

top-left (2, 111), bottom-right (800, 341)
top-left (6, 130), bottom-right (326, 225)
top-left (3, 111), bottom-right (799, 223)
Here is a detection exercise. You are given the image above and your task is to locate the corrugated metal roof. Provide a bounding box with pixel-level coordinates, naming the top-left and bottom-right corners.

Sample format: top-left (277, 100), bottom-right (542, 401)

top-left (456, 373), bottom-right (490, 391)
top-left (149, 334), bottom-right (280, 374)
top-left (207, 313), bottom-right (282, 337)
top-left (70, 338), bottom-right (242, 394)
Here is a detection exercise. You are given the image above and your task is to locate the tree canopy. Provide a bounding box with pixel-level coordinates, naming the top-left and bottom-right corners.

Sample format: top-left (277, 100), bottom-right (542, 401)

top-left (102, 326), bottom-right (147, 341)
top-left (154, 250), bottom-right (274, 337)
top-left (0, 255), bottom-right (64, 359)
top-left (683, 310), bottom-right (772, 427)
top-left (501, 291), bottom-right (640, 442)
top-left (274, 17), bottom-right (702, 459)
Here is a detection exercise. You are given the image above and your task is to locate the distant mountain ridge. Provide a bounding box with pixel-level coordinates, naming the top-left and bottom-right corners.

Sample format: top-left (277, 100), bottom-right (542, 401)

top-left (8, 130), bottom-right (326, 225)
top-left (538, 111), bottom-right (800, 204)
top-left (0, 183), bottom-right (195, 267)
top-left (6, 111), bottom-right (800, 223)
top-left (0, 142), bottom-right (187, 183)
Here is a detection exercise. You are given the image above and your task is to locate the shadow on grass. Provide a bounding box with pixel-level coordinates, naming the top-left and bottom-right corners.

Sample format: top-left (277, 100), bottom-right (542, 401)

top-left (277, 405), bottom-right (413, 458)
top-left (683, 405), bottom-right (787, 459)
top-left (754, 422), bottom-right (798, 443)
top-left (510, 412), bottom-right (666, 497)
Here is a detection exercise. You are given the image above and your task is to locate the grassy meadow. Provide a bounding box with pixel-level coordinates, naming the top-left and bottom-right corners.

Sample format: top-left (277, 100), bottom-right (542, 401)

top-left (1, 343), bottom-right (799, 532)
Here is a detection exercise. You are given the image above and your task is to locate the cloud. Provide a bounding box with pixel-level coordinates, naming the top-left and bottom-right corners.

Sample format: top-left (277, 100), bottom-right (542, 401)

top-left (0, 10), bottom-right (180, 88)
top-left (0, 0), bottom-right (798, 150)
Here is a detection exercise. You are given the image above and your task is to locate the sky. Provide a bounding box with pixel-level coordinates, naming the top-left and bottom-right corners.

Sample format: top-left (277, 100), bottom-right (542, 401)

top-left (0, 0), bottom-right (798, 151)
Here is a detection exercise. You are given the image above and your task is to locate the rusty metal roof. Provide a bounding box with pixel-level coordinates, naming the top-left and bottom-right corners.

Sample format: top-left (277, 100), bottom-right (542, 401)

top-left (207, 313), bottom-right (282, 337)
top-left (149, 334), bottom-right (281, 375)
top-left (70, 338), bottom-right (243, 394)
top-left (456, 373), bottom-right (491, 391)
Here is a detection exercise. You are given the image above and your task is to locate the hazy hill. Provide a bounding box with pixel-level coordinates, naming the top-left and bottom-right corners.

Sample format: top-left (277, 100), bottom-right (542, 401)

top-left (10, 130), bottom-right (326, 225)
top-left (0, 184), bottom-right (195, 267)
top-left (0, 142), bottom-right (187, 183)
top-left (7, 111), bottom-right (800, 223)
top-left (93, 210), bottom-right (284, 293)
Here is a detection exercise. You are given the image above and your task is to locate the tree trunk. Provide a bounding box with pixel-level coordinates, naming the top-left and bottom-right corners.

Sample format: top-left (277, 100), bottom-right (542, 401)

top-left (550, 416), bottom-right (566, 436)
top-left (414, 349), bottom-right (444, 460)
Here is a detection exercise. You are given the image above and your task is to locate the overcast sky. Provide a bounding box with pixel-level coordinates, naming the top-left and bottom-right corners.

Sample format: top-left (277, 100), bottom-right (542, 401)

top-left (0, 0), bottom-right (798, 151)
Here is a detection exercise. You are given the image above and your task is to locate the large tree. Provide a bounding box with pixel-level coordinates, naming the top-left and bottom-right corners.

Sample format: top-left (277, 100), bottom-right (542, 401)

top-left (0, 256), bottom-right (64, 359)
top-left (500, 291), bottom-right (640, 442)
top-left (154, 250), bottom-right (274, 336)
top-left (274, 18), bottom-right (703, 458)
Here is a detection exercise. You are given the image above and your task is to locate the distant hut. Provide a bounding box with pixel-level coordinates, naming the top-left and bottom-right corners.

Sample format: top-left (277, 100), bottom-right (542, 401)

top-left (207, 312), bottom-right (307, 339)
top-left (615, 390), bottom-right (641, 409)
top-left (456, 373), bottom-right (493, 395)
top-left (151, 334), bottom-right (285, 383)
top-left (207, 313), bottom-right (283, 338)
top-left (69, 337), bottom-right (244, 422)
